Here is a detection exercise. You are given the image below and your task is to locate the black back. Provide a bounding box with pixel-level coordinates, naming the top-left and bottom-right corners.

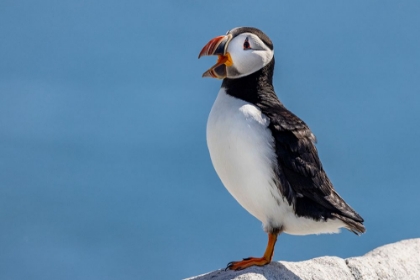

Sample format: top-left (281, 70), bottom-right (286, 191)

top-left (222, 57), bottom-right (365, 233)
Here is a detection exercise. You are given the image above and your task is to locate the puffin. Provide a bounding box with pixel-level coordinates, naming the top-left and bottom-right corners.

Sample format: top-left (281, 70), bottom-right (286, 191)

top-left (198, 27), bottom-right (365, 271)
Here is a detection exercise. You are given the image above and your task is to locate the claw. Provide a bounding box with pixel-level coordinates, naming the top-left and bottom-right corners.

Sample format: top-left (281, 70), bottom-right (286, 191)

top-left (225, 262), bottom-right (232, 271)
top-left (224, 232), bottom-right (280, 271)
top-left (225, 257), bottom-right (271, 271)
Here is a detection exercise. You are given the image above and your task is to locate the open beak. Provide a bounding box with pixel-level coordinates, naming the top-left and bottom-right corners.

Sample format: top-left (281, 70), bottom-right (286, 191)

top-left (198, 34), bottom-right (233, 79)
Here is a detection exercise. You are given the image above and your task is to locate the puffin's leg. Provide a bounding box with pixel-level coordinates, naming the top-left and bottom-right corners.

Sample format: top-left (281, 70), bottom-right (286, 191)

top-left (226, 229), bottom-right (280, 271)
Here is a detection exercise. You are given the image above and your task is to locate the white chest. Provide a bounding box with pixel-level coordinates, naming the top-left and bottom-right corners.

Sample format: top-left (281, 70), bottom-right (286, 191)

top-left (206, 88), bottom-right (346, 235)
top-left (206, 88), bottom-right (282, 227)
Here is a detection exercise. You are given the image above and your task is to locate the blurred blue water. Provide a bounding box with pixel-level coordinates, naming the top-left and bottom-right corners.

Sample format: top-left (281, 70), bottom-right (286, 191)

top-left (1, 1), bottom-right (419, 279)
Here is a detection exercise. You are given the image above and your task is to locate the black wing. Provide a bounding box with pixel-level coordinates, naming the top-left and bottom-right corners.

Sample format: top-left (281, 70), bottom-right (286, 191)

top-left (261, 101), bottom-right (364, 233)
top-left (221, 58), bottom-right (364, 233)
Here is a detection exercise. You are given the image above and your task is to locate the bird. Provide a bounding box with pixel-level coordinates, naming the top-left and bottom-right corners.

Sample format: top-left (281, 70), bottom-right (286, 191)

top-left (198, 27), bottom-right (365, 271)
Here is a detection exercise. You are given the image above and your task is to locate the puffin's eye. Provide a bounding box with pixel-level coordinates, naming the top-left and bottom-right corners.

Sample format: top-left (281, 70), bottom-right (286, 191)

top-left (243, 37), bottom-right (251, 50)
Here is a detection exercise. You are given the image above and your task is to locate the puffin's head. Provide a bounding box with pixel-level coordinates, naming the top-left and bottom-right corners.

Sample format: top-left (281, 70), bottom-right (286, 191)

top-left (198, 27), bottom-right (274, 79)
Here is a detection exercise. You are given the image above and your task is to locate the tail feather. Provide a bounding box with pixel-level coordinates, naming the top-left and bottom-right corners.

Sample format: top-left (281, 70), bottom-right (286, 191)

top-left (332, 212), bottom-right (366, 235)
top-left (327, 190), bottom-right (364, 223)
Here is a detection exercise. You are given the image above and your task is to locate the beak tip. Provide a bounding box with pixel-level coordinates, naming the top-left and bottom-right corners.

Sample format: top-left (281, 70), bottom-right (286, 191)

top-left (198, 48), bottom-right (208, 59)
top-left (202, 71), bottom-right (212, 78)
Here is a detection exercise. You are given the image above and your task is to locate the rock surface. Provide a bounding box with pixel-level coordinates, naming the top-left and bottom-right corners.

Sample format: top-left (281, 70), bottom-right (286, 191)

top-left (186, 238), bottom-right (420, 280)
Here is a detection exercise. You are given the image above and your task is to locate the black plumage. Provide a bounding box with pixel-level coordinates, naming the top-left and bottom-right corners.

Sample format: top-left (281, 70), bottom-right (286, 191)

top-left (222, 51), bottom-right (365, 235)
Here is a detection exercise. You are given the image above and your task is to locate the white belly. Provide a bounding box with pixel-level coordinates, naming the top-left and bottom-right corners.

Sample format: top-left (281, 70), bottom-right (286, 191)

top-left (206, 88), bottom-right (345, 235)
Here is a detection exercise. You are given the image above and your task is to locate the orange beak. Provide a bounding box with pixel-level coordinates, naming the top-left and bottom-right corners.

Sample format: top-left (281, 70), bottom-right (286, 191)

top-left (198, 34), bottom-right (233, 79)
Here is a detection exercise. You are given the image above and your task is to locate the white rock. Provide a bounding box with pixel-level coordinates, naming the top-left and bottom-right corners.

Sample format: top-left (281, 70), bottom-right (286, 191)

top-left (186, 238), bottom-right (420, 280)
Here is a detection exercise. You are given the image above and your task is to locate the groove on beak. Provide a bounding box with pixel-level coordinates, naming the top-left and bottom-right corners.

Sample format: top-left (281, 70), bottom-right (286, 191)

top-left (201, 52), bottom-right (233, 78)
top-left (198, 34), bottom-right (233, 79)
top-left (198, 35), bottom-right (230, 58)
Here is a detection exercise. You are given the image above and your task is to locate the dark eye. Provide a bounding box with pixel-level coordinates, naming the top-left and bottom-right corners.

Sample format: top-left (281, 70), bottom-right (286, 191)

top-left (243, 37), bottom-right (251, 50)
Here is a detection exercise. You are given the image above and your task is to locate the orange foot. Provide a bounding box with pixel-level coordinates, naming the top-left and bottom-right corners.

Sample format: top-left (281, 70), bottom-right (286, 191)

top-left (225, 231), bottom-right (280, 271)
top-left (226, 257), bottom-right (271, 271)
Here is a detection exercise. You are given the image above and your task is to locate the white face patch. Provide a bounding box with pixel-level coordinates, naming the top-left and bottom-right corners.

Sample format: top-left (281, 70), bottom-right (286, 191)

top-left (226, 33), bottom-right (274, 79)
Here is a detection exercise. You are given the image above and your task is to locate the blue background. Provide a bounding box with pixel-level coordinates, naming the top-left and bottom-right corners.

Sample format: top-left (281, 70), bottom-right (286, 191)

top-left (1, 1), bottom-right (419, 279)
